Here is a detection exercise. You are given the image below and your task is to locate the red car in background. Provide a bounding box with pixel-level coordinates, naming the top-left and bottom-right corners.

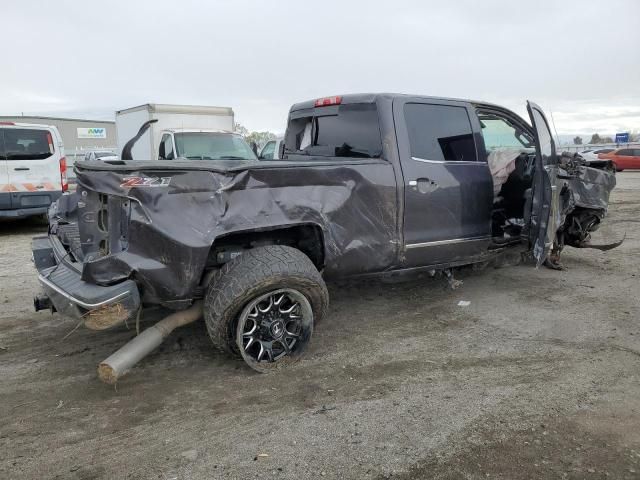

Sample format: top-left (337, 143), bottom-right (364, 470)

top-left (598, 148), bottom-right (640, 171)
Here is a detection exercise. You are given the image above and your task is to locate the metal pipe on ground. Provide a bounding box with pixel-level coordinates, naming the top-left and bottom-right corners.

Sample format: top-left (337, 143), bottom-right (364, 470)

top-left (98, 301), bottom-right (203, 384)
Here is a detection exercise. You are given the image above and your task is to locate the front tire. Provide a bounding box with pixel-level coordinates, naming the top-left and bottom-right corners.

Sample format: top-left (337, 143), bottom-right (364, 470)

top-left (203, 245), bottom-right (329, 372)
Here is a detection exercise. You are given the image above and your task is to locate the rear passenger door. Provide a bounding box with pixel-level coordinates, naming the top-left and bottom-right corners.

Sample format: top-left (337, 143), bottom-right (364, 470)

top-left (0, 129), bottom-right (11, 210)
top-left (393, 98), bottom-right (493, 267)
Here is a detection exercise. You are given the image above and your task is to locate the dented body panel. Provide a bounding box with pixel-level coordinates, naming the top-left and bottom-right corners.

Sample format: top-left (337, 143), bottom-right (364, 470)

top-left (58, 159), bottom-right (399, 305)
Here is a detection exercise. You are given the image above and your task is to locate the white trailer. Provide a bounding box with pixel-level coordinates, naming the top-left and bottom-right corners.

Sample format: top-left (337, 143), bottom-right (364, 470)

top-left (116, 103), bottom-right (235, 160)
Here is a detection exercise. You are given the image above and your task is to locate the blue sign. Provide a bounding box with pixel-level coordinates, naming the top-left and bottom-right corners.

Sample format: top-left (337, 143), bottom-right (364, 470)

top-left (615, 133), bottom-right (629, 143)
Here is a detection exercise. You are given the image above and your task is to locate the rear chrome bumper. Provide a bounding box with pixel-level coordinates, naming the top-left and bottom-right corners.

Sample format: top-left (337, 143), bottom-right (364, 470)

top-left (31, 235), bottom-right (140, 321)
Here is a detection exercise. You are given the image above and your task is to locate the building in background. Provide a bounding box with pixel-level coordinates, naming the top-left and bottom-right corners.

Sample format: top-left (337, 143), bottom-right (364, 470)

top-left (0, 115), bottom-right (116, 150)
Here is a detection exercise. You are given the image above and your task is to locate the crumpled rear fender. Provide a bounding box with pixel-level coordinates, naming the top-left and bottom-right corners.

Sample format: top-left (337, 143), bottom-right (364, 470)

top-left (73, 160), bottom-right (399, 304)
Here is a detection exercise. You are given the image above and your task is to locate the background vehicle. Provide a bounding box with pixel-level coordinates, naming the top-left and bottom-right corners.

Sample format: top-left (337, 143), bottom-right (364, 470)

top-left (157, 129), bottom-right (257, 161)
top-left (259, 136), bottom-right (283, 159)
top-left (580, 148), bottom-right (614, 162)
top-left (580, 148), bottom-right (614, 161)
top-left (598, 147), bottom-right (640, 171)
top-left (84, 150), bottom-right (118, 162)
top-left (32, 94), bottom-right (616, 376)
top-left (115, 103), bottom-right (235, 160)
top-left (1, 122), bottom-right (67, 219)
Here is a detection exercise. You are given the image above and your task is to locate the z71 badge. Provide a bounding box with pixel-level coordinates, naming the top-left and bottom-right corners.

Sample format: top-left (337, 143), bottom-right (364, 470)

top-left (120, 176), bottom-right (171, 188)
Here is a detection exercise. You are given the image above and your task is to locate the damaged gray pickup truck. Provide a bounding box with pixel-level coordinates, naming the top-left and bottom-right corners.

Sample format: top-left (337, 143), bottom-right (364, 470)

top-left (32, 93), bottom-right (618, 380)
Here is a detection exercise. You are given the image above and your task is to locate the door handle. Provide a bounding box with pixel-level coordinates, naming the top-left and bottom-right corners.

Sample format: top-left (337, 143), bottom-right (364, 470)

top-left (409, 178), bottom-right (438, 193)
top-left (14, 167), bottom-right (30, 171)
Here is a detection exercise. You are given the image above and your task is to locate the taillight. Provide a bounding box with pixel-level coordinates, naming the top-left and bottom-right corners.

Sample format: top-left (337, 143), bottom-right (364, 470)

top-left (59, 157), bottom-right (68, 192)
top-left (0, 121), bottom-right (15, 125)
top-left (314, 95), bottom-right (342, 107)
top-left (46, 132), bottom-right (54, 154)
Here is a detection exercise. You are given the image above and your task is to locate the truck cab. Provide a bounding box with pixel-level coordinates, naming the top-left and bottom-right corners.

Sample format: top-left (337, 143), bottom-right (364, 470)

top-left (157, 129), bottom-right (257, 161)
top-left (115, 103), bottom-right (238, 160)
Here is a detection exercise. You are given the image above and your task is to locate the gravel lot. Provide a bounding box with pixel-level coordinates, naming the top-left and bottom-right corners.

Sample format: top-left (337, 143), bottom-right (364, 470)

top-left (1, 173), bottom-right (639, 480)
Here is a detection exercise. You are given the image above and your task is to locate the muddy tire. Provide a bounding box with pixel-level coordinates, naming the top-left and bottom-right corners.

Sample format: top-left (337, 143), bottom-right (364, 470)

top-left (203, 245), bottom-right (328, 371)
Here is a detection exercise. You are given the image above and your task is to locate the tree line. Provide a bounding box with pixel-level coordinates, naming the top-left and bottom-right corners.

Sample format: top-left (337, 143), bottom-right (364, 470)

top-left (235, 122), bottom-right (276, 149)
top-left (573, 131), bottom-right (640, 145)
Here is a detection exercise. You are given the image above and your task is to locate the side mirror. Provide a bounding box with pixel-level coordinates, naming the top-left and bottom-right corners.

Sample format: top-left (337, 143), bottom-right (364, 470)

top-left (250, 142), bottom-right (258, 156)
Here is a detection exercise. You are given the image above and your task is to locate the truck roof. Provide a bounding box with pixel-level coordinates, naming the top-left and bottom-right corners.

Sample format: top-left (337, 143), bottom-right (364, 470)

top-left (289, 93), bottom-right (504, 112)
top-left (116, 103), bottom-right (234, 116)
top-left (0, 121), bottom-right (60, 130)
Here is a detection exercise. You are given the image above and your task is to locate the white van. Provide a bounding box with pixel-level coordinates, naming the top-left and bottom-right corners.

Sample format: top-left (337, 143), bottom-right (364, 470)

top-left (0, 122), bottom-right (67, 219)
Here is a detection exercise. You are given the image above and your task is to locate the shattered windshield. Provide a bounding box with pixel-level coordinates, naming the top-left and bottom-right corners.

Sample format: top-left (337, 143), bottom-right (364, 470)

top-left (174, 133), bottom-right (257, 160)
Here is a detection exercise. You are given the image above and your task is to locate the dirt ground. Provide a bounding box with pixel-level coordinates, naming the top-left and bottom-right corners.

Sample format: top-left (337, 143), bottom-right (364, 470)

top-left (1, 173), bottom-right (639, 480)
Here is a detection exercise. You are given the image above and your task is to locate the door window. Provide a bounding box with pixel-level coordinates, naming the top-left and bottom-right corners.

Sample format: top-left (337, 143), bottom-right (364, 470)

top-left (530, 110), bottom-right (553, 160)
top-left (159, 134), bottom-right (174, 160)
top-left (404, 104), bottom-right (477, 162)
top-left (477, 116), bottom-right (533, 150)
top-left (260, 141), bottom-right (275, 159)
top-left (4, 129), bottom-right (54, 160)
top-left (617, 149), bottom-right (632, 156)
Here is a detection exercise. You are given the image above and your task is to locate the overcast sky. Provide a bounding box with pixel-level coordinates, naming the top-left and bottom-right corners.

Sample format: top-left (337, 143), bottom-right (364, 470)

top-left (3, 0), bottom-right (639, 135)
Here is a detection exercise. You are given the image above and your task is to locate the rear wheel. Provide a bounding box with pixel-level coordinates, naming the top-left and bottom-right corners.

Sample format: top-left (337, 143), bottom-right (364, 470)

top-left (204, 245), bottom-right (328, 372)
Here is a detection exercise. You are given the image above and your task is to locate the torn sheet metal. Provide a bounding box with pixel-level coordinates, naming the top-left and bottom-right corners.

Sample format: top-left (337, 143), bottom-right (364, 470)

top-left (555, 156), bottom-right (618, 251)
top-left (564, 162), bottom-right (617, 211)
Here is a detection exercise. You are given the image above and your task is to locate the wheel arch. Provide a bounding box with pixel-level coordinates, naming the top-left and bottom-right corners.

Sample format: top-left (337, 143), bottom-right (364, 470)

top-left (206, 222), bottom-right (326, 272)
top-left (203, 244), bottom-right (330, 360)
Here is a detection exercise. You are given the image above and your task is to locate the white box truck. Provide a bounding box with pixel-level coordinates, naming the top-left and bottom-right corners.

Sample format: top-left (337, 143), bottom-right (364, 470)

top-left (115, 103), bottom-right (237, 160)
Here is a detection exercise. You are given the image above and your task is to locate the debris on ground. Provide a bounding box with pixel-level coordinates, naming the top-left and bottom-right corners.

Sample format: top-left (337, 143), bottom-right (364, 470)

top-left (180, 450), bottom-right (198, 461)
top-left (314, 405), bottom-right (337, 414)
